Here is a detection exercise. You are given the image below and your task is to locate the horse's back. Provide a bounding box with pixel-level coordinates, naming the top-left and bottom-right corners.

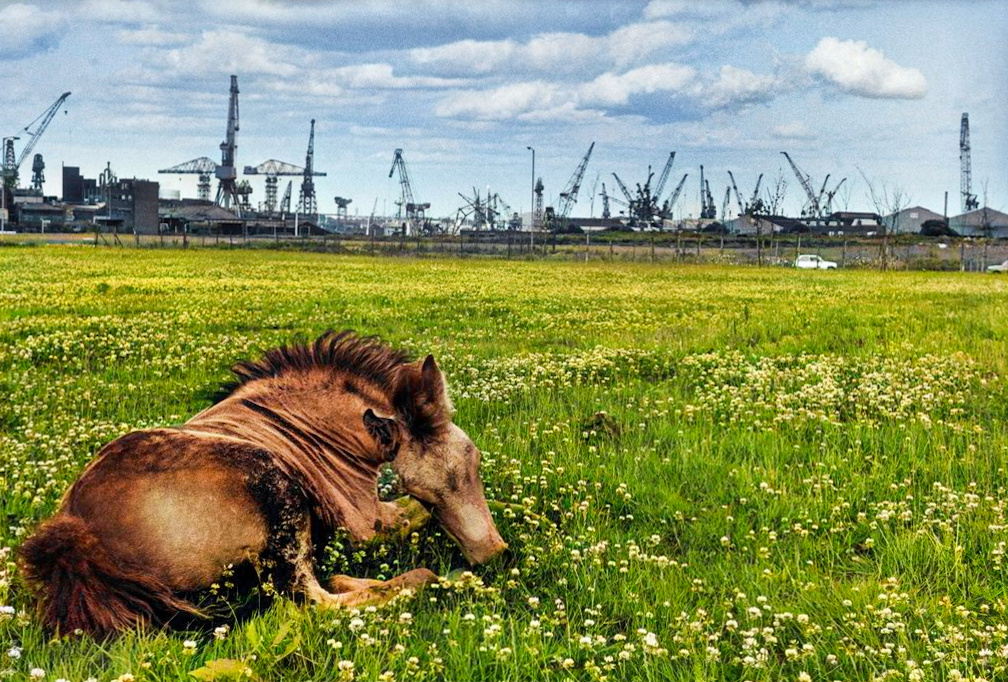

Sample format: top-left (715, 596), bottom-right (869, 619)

top-left (64, 428), bottom-right (269, 591)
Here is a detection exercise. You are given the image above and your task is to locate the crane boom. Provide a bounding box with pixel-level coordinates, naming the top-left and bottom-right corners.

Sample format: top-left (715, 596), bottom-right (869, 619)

top-left (653, 151), bottom-right (676, 201)
top-left (749, 173), bottom-right (763, 208)
top-left (3, 91), bottom-right (71, 189)
top-left (611, 173), bottom-right (633, 203)
top-left (557, 142), bottom-right (594, 218)
top-left (16, 91), bottom-right (71, 169)
top-left (727, 170), bottom-right (745, 215)
top-left (662, 173), bottom-right (688, 217)
top-left (781, 151), bottom-right (820, 217)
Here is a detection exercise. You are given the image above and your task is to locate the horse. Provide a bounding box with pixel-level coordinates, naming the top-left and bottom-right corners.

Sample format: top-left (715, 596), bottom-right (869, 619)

top-left (18, 330), bottom-right (507, 638)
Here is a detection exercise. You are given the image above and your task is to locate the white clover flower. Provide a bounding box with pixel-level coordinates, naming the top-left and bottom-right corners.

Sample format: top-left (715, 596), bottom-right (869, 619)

top-left (30, 669), bottom-right (45, 680)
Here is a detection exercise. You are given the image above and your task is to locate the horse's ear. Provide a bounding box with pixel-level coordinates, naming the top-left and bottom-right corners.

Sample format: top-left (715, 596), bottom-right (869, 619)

top-left (421, 355), bottom-right (446, 404)
top-left (363, 408), bottom-right (400, 461)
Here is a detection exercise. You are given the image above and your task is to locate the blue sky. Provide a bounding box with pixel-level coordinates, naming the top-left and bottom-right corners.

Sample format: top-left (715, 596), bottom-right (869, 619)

top-left (1, 0), bottom-right (1005, 220)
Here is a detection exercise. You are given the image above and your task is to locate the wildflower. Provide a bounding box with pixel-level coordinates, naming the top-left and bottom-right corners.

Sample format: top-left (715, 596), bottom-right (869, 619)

top-left (7, 646), bottom-right (21, 659)
top-left (337, 659), bottom-right (354, 681)
top-left (30, 669), bottom-right (45, 680)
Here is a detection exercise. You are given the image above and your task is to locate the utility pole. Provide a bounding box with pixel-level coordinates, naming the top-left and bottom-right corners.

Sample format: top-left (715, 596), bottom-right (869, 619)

top-left (527, 146), bottom-right (535, 249)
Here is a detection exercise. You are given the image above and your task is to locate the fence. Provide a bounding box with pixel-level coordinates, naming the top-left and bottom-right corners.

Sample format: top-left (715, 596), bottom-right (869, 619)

top-left (3, 229), bottom-right (1006, 271)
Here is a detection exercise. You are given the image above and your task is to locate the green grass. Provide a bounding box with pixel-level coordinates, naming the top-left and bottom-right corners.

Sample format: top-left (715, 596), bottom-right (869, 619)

top-left (1, 247), bottom-right (1006, 681)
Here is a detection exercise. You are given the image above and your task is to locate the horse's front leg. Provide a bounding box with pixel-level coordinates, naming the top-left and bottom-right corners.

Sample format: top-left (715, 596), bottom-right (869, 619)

top-left (373, 496), bottom-right (432, 542)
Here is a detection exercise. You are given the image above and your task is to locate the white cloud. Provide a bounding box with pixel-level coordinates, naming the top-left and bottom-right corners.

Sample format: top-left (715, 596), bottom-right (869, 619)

top-left (324, 63), bottom-right (462, 90)
top-left (706, 65), bottom-right (780, 108)
top-left (155, 31), bottom-right (302, 78)
top-left (411, 39), bottom-right (518, 75)
top-left (434, 81), bottom-right (565, 120)
top-left (579, 63), bottom-right (696, 106)
top-left (410, 20), bottom-right (692, 76)
top-left (0, 4), bottom-right (64, 59)
top-left (805, 36), bottom-right (927, 99)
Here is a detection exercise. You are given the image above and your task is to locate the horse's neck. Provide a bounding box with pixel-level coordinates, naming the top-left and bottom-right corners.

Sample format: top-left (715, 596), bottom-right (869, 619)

top-left (186, 377), bottom-right (389, 539)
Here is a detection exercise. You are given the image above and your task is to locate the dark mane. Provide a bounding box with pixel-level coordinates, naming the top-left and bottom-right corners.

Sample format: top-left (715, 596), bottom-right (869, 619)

top-left (215, 330), bottom-right (411, 402)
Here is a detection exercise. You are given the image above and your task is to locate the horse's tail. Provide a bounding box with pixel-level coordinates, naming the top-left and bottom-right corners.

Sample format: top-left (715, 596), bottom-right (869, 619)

top-left (18, 514), bottom-right (202, 638)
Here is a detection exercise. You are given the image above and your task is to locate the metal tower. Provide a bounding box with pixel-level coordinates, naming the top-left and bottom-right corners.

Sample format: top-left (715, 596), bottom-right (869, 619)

top-left (298, 119), bottom-right (321, 214)
top-left (960, 113), bottom-right (979, 212)
top-left (215, 75), bottom-right (241, 212)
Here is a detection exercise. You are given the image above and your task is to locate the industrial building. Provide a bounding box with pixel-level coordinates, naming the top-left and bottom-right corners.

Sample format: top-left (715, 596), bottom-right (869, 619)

top-left (882, 206), bottom-right (946, 234)
top-left (950, 207), bottom-right (1008, 238)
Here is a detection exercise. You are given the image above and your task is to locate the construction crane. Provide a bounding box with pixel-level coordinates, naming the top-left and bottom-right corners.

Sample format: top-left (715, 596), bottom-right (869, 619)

top-left (159, 156), bottom-right (217, 202)
top-left (960, 113), bottom-right (979, 212)
top-left (556, 142), bottom-right (595, 221)
top-left (298, 119), bottom-right (327, 214)
top-left (721, 186), bottom-right (732, 223)
top-left (661, 174), bottom-right (688, 218)
top-left (781, 151), bottom-right (821, 219)
top-left (653, 152), bottom-right (676, 203)
top-left (822, 177), bottom-right (846, 216)
top-left (279, 181), bottom-right (293, 218)
top-left (388, 148), bottom-right (429, 235)
top-left (699, 165), bottom-right (716, 219)
top-left (611, 172), bottom-right (634, 204)
top-left (31, 154), bottom-right (45, 193)
top-left (533, 177), bottom-right (544, 228)
top-left (333, 196), bottom-right (352, 223)
top-left (243, 159), bottom-right (305, 214)
top-left (748, 173), bottom-right (764, 210)
top-left (216, 75), bottom-right (241, 212)
top-left (2, 91), bottom-right (71, 190)
top-left (727, 171), bottom-right (745, 216)
top-left (158, 76), bottom-right (242, 211)
top-left (599, 183), bottom-right (611, 220)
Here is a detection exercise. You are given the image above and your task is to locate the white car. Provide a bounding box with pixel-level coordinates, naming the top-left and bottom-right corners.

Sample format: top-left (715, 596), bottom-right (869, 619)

top-left (795, 254), bottom-right (838, 270)
top-left (987, 260), bottom-right (1008, 273)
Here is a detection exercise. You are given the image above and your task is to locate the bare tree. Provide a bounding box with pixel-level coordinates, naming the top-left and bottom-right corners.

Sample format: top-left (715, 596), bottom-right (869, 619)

top-left (857, 167), bottom-right (910, 271)
top-left (980, 179), bottom-right (992, 268)
top-left (839, 178), bottom-right (855, 212)
top-left (748, 168), bottom-right (788, 266)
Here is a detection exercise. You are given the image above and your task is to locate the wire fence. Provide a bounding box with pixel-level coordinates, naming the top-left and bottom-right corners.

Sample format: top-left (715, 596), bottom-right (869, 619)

top-left (3, 229), bottom-right (1007, 272)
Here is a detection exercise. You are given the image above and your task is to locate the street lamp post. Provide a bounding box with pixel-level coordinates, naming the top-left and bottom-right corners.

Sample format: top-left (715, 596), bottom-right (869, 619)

top-left (526, 146), bottom-right (535, 250)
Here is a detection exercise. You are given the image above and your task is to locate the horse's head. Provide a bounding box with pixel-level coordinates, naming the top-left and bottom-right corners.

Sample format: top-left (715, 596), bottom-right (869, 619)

top-left (364, 354), bottom-right (507, 565)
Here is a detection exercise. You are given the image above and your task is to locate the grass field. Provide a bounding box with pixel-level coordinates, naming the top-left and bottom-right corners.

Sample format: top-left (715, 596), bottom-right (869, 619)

top-left (1, 246), bottom-right (1006, 681)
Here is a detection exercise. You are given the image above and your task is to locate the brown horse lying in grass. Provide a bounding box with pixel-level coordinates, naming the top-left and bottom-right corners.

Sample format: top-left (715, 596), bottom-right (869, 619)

top-left (19, 331), bottom-right (507, 638)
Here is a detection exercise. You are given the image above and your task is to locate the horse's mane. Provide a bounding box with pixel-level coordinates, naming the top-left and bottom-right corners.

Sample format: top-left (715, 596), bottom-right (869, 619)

top-left (216, 330), bottom-right (411, 402)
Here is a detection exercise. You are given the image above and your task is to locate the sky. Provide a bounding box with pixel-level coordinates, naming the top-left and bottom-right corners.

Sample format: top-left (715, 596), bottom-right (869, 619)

top-left (1, 0), bottom-right (1006, 221)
